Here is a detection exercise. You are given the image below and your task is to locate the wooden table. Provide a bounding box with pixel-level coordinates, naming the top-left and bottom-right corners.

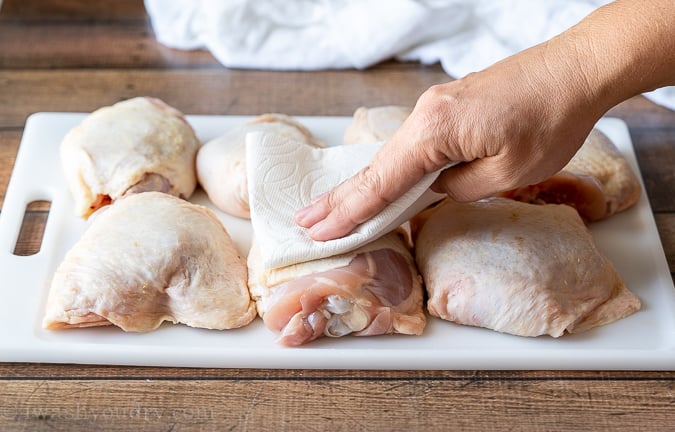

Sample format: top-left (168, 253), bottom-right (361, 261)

top-left (1, 1), bottom-right (674, 430)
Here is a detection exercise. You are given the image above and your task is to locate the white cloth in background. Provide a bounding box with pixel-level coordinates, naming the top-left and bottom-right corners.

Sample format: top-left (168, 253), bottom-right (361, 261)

top-left (246, 132), bottom-right (448, 269)
top-left (145, 0), bottom-right (674, 110)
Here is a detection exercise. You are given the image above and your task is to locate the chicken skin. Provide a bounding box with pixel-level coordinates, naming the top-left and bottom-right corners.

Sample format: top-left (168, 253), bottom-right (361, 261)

top-left (60, 97), bottom-right (200, 218)
top-left (414, 198), bottom-right (640, 337)
top-left (342, 105), bottom-right (412, 145)
top-left (43, 192), bottom-right (256, 332)
top-left (196, 114), bottom-right (322, 219)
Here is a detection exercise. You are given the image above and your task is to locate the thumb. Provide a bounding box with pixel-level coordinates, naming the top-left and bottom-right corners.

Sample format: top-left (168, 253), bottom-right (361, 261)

top-left (432, 156), bottom-right (517, 202)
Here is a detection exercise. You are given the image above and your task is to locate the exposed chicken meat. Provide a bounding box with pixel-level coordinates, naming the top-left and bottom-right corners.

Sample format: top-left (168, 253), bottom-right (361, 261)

top-left (248, 231), bottom-right (426, 346)
top-left (413, 198), bottom-right (640, 337)
top-left (196, 114), bottom-right (322, 219)
top-left (342, 105), bottom-right (412, 145)
top-left (60, 97), bottom-right (200, 218)
top-left (86, 173), bottom-right (172, 218)
top-left (43, 192), bottom-right (256, 332)
top-left (500, 128), bottom-right (641, 221)
top-left (123, 172), bottom-right (172, 196)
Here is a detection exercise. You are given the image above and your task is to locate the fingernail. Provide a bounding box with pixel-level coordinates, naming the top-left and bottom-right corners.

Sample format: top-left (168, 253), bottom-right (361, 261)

top-left (308, 220), bottom-right (329, 240)
top-left (294, 204), bottom-right (314, 226)
top-left (296, 193), bottom-right (330, 226)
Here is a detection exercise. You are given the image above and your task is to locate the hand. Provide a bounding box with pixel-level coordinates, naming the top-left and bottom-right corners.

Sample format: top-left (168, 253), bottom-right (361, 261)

top-left (296, 49), bottom-right (600, 240)
top-left (295, 0), bottom-right (675, 241)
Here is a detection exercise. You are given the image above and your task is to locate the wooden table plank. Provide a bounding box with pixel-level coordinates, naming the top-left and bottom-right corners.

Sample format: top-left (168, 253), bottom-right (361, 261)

top-left (626, 127), bottom-right (675, 212)
top-left (656, 214), bottom-right (675, 273)
top-left (1, 377), bottom-right (674, 431)
top-left (0, 68), bottom-right (449, 128)
top-left (607, 97), bottom-right (675, 130)
top-left (0, 0), bottom-right (146, 21)
top-left (2, 71), bottom-right (673, 129)
top-left (0, 129), bottom-right (20, 204)
top-left (2, 69), bottom-right (674, 126)
top-left (0, 22), bottom-right (219, 70)
top-left (1, 363), bottom-right (674, 380)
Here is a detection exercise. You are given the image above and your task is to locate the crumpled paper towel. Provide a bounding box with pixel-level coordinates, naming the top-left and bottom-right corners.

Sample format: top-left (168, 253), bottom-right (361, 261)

top-left (144, 0), bottom-right (675, 111)
top-left (246, 131), bottom-right (448, 270)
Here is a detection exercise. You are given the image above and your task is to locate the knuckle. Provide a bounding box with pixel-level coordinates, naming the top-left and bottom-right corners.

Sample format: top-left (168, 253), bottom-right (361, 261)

top-left (356, 166), bottom-right (389, 204)
top-left (331, 167), bottom-right (390, 226)
top-left (489, 158), bottom-right (525, 191)
top-left (420, 84), bottom-right (445, 102)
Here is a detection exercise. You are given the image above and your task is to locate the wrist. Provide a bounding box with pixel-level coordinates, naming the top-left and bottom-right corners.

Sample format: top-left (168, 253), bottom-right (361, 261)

top-left (555, 0), bottom-right (675, 112)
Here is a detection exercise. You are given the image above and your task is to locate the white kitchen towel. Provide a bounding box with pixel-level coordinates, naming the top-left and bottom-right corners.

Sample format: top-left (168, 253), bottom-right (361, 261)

top-left (246, 131), bottom-right (448, 269)
top-left (144, 0), bottom-right (674, 110)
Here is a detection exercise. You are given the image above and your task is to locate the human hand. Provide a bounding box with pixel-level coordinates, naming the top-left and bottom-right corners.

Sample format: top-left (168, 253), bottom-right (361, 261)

top-left (295, 0), bottom-right (675, 242)
top-left (295, 48), bottom-right (600, 240)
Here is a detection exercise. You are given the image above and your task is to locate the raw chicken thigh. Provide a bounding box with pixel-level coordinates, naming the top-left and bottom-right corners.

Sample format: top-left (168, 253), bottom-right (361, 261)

top-left (43, 192), bottom-right (256, 331)
top-left (196, 114), bottom-right (322, 219)
top-left (414, 198), bottom-right (640, 337)
top-left (248, 231), bottom-right (426, 346)
top-left (60, 97), bottom-right (200, 218)
top-left (501, 128), bottom-right (641, 221)
top-left (343, 106), bottom-right (412, 145)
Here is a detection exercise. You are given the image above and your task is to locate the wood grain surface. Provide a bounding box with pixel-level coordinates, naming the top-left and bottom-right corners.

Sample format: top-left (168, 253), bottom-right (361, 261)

top-left (1, 1), bottom-right (674, 430)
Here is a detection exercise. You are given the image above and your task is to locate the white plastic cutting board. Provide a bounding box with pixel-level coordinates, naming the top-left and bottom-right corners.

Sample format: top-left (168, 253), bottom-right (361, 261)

top-left (1, 113), bottom-right (674, 370)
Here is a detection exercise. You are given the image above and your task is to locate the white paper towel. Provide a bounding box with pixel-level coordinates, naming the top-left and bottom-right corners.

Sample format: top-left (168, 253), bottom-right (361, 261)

top-left (246, 132), bottom-right (448, 270)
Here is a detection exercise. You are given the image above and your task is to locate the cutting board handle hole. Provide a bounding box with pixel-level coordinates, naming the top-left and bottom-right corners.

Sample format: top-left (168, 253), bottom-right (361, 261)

top-left (12, 200), bottom-right (51, 256)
